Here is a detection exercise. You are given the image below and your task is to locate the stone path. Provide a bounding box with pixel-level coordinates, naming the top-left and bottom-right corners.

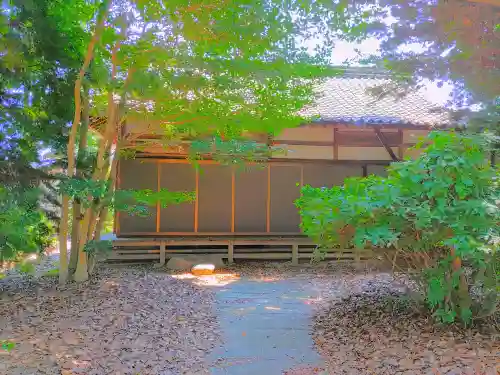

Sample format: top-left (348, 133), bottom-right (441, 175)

top-left (209, 276), bottom-right (324, 375)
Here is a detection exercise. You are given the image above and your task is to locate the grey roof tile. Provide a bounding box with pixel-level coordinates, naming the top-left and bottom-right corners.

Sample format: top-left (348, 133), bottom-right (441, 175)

top-left (302, 71), bottom-right (451, 127)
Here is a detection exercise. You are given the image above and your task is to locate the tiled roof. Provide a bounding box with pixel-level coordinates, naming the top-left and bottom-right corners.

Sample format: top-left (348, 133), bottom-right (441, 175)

top-left (301, 68), bottom-right (451, 127)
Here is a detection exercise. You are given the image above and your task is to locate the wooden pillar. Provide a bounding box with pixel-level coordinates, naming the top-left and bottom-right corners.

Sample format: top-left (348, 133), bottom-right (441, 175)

top-left (398, 129), bottom-right (404, 160)
top-left (115, 160), bottom-right (121, 236)
top-left (159, 241), bottom-right (166, 266)
top-left (156, 162), bottom-right (161, 233)
top-left (292, 244), bottom-right (299, 266)
top-left (228, 241), bottom-right (234, 264)
top-left (231, 167), bottom-right (235, 232)
top-left (266, 164), bottom-right (271, 233)
top-left (194, 167), bottom-right (199, 232)
top-left (333, 127), bottom-right (339, 160)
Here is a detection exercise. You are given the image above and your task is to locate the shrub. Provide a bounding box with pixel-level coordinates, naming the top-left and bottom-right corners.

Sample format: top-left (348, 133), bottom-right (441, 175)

top-left (296, 131), bottom-right (499, 324)
top-left (0, 186), bottom-right (56, 262)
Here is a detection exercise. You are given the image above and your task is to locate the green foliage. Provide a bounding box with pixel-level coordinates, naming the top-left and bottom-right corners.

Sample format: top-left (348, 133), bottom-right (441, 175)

top-left (189, 136), bottom-right (286, 166)
top-left (86, 0), bottom-right (353, 140)
top-left (335, 0), bottom-right (500, 134)
top-left (102, 207), bottom-right (114, 234)
top-left (60, 176), bottom-right (195, 217)
top-left (0, 186), bottom-right (55, 261)
top-left (43, 268), bottom-right (59, 277)
top-left (297, 131), bottom-right (500, 324)
top-left (0, 0), bottom-right (93, 161)
top-left (117, 189), bottom-right (196, 210)
top-left (83, 239), bottom-right (113, 256)
top-left (17, 261), bottom-right (36, 275)
top-left (1, 340), bottom-right (15, 352)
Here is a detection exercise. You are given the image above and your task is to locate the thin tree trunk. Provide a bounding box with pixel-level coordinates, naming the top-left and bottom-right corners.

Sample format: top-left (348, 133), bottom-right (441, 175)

top-left (58, 196), bottom-right (70, 284)
top-left (73, 207), bottom-right (91, 282)
top-left (86, 207), bottom-right (104, 275)
top-left (69, 87), bottom-right (90, 273)
top-left (450, 247), bottom-right (470, 317)
top-left (60, 5), bottom-right (109, 284)
top-left (59, 5), bottom-right (110, 284)
top-left (74, 117), bottom-right (115, 282)
top-left (73, 28), bottom-right (129, 282)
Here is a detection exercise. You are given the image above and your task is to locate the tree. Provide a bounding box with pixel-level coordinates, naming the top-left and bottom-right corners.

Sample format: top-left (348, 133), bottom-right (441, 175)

top-left (0, 0), bottom-right (95, 263)
top-left (332, 0), bottom-right (499, 132)
top-left (58, 0), bottom-right (354, 282)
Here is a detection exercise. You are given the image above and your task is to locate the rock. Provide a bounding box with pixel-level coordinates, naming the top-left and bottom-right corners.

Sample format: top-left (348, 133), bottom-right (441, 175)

top-left (166, 255), bottom-right (225, 271)
top-left (166, 257), bottom-right (195, 271)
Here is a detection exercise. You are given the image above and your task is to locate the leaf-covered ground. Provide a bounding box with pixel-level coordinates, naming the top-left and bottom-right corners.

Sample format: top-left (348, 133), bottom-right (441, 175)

top-left (314, 286), bottom-right (499, 375)
top-left (1, 261), bottom-right (498, 375)
top-left (0, 266), bottom-right (220, 375)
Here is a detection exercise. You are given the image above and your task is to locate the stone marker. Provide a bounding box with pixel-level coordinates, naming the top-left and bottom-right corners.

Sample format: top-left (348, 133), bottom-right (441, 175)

top-left (191, 264), bottom-right (216, 276)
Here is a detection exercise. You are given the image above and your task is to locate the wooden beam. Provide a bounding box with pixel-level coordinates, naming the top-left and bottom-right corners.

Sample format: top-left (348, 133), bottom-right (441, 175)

top-left (266, 165), bottom-right (271, 233)
top-left (467, 0), bottom-right (500, 6)
top-left (156, 162), bottom-right (161, 233)
top-left (273, 140), bottom-right (334, 146)
top-left (116, 231), bottom-right (305, 236)
top-left (194, 167), bottom-right (199, 232)
top-left (335, 130), bottom-right (400, 147)
top-left (374, 128), bottom-right (399, 162)
top-left (143, 156), bottom-right (395, 166)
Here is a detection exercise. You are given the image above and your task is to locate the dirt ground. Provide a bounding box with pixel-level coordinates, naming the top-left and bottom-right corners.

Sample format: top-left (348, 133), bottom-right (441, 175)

top-left (0, 266), bottom-right (220, 375)
top-left (0, 261), bottom-right (498, 375)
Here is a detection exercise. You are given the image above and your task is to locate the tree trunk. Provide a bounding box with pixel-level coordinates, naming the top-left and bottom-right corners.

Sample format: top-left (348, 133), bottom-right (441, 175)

top-left (450, 247), bottom-right (471, 317)
top-left (74, 116), bottom-right (114, 282)
top-left (73, 207), bottom-right (91, 282)
top-left (59, 8), bottom-right (108, 284)
top-left (69, 88), bottom-right (90, 273)
top-left (87, 207), bottom-right (107, 276)
top-left (58, 196), bottom-right (70, 284)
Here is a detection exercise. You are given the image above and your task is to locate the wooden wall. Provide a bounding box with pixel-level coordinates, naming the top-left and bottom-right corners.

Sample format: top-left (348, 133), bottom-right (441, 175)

top-left (117, 160), bottom-right (366, 236)
top-left (119, 160), bottom-right (157, 233)
top-left (273, 126), bottom-right (428, 161)
top-left (117, 125), bottom-right (431, 236)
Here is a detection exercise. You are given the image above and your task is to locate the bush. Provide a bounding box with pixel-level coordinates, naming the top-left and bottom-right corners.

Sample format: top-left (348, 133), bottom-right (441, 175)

top-left (296, 131), bottom-right (499, 324)
top-left (0, 186), bottom-right (56, 262)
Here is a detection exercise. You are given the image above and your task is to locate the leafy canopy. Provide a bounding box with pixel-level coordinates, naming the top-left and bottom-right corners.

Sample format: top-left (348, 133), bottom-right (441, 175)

top-left (333, 0), bottom-right (500, 130)
top-left (89, 0), bottom-right (354, 144)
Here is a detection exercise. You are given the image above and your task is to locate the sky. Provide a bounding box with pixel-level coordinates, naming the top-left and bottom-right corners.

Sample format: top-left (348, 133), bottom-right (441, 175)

top-left (327, 38), bottom-right (454, 106)
top-left (298, 6), bottom-right (457, 108)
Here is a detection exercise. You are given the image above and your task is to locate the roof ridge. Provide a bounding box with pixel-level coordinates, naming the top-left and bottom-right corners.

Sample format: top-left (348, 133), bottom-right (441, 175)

top-left (332, 66), bottom-right (402, 80)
